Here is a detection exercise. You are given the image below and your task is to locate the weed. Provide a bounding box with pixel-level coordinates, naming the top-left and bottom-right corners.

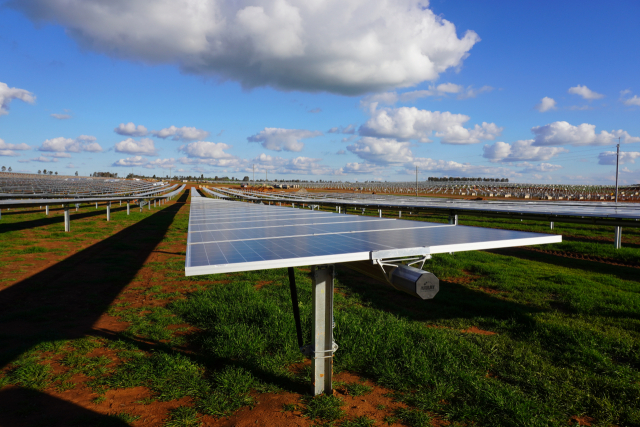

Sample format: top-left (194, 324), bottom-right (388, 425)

top-left (114, 412), bottom-right (140, 423)
top-left (92, 395), bottom-right (107, 404)
top-left (340, 416), bottom-right (376, 427)
top-left (304, 394), bottom-right (345, 421)
top-left (163, 406), bottom-right (202, 427)
top-left (343, 382), bottom-right (372, 397)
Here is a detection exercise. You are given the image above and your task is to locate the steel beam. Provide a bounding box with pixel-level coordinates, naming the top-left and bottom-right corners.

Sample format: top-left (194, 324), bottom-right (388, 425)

top-left (310, 265), bottom-right (336, 396)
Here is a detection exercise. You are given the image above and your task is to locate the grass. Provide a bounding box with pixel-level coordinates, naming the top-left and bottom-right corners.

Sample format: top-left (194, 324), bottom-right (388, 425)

top-left (1, 193), bottom-right (639, 426)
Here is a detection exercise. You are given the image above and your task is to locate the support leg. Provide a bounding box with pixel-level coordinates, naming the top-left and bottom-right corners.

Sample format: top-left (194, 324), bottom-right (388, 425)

top-left (107, 204), bottom-right (111, 221)
top-left (127, 202), bottom-right (130, 215)
top-left (64, 205), bottom-right (70, 232)
top-left (310, 265), bottom-right (336, 396)
top-left (615, 226), bottom-right (622, 249)
top-left (46, 205), bottom-right (49, 215)
top-left (96, 202), bottom-right (98, 209)
top-left (550, 221), bottom-right (554, 230)
top-left (448, 214), bottom-right (458, 225)
top-left (399, 211), bottom-right (401, 218)
top-left (148, 199), bottom-right (151, 210)
top-left (288, 267), bottom-right (304, 349)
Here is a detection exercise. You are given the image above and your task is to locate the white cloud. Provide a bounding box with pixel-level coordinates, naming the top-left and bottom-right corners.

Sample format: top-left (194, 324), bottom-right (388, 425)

top-left (568, 105), bottom-right (592, 111)
top-left (65, 163), bottom-right (75, 168)
top-left (247, 128), bottom-right (322, 152)
top-left (51, 113), bottom-right (72, 120)
top-left (38, 135), bottom-right (103, 153)
top-left (251, 153), bottom-right (334, 175)
top-left (535, 97), bottom-right (557, 112)
top-left (360, 84), bottom-right (493, 110)
top-left (114, 137), bottom-right (158, 155)
top-left (598, 151), bottom-right (640, 165)
top-left (532, 121), bottom-right (640, 146)
top-left (567, 85), bottom-right (604, 100)
top-left (347, 137), bottom-right (413, 164)
top-left (406, 157), bottom-right (520, 177)
top-left (622, 95), bottom-right (640, 107)
top-left (179, 141), bottom-right (235, 159)
top-left (151, 126), bottom-right (209, 141)
top-left (517, 162), bottom-right (562, 173)
top-left (114, 122), bottom-right (148, 137)
top-left (336, 162), bottom-right (382, 175)
top-left (0, 81), bottom-right (35, 115)
top-left (30, 156), bottom-right (59, 163)
top-left (360, 106), bottom-right (502, 144)
top-left (112, 156), bottom-right (148, 167)
top-left (10, 0), bottom-right (478, 95)
top-left (42, 152), bottom-right (72, 158)
top-left (483, 140), bottom-right (568, 162)
top-left (0, 138), bottom-right (31, 157)
top-left (336, 150), bottom-right (347, 155)
top-left (146, 158), bottom-right (177, 169)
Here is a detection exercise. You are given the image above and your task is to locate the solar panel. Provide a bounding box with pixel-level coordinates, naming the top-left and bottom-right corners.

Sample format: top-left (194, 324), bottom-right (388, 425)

top-left (185, 197), bottom-right (561, 275)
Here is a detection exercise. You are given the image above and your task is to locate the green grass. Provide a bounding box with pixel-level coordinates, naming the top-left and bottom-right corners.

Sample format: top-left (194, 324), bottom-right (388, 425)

top-left (1, 193), bottom-right (639, 426)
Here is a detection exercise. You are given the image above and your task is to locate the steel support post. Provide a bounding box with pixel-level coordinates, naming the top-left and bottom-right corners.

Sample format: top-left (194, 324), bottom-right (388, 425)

top-left (310, 265), bottom-right (336, 396)
top-left (46, 205), bottom-right (49, 215)
top-left (75, 203), bottom-right (79, 211)
top-left (448, 214), bottom-right (458, 225)
top-left (127, 202), bottom-right (130, 215)
top-left (148, 199), bottom-right (151, 210)
top-left (379, 209), bottom-right (382, 217)
top-left (338, 206), bottom-right (341, 214)
top-left (399, 211), bottom-right (401, 218)
top-left (106, 205), bottom-right (111, 221)
top-left (96, 202), bottom-right (98, 209)
top-left (64, 205), bottom-right (70, 232)
top-left (550, 221), bottom-right (554, 230)
top-left (614, 226), bottom-right (622, 249)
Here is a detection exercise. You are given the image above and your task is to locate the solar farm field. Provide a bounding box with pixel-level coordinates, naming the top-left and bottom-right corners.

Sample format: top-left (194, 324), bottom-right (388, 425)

top-left (1, 188), bottom-right (639, 427)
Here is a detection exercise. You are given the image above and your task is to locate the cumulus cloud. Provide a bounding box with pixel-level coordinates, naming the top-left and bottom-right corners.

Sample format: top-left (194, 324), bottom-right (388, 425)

top-left (406, 157), bottom-right (520, 177)
top-left (251, 153), bottom-right (335, 175)
top-left (620, 90), bottom-right (640, 107)
top-left (0, 81), bottom-right (36, 115)
top-left (532, 121), bottom-right (640, 146)
top-left (112, 156), bottom-right (148, 167)
top-left (483, 140), bottom-right (568, 162)
top-left (9, 0), bottom-right (479, 95)
top-left (347, 137), bottom-right (413, 164)
top-left (336, 150), bottom-right (347, 155)
top-left (178, 141), bottom-right (235, 159)
top-left (247, 128), bottom-right (322, 152)
top-left (38, 135), bottom-right (103, 153)
top-left (114, 137), bottom-right (158, 156)
top-left (598, 151), bottom-right (640, 165)
top-left (151, 126), bottom-right (209, 141)
top-left (51, 113), bottom-right (72, 119)
top-left (146, 158), bottom-right (176, 169)
top-left (0, 138), bottom-right (31, 156)
top-left (336, 162), bottom-right (382, 175)
top-left (30, 156), bottom-right (59, 163)
top-left (360, 84), bottom-right (493, 110)
top-left (535, 97), bottom-right (557, 112)
top-left (517, 162), bottom-right (562, 173)
top-left (114, 122), bottom-right (148, 137)
top-left (360, 106), bottom-right (502, 144)
top-left (568, 85), bottom-right (604, 100)
top-left (42, 152), bottom-right (72, 158)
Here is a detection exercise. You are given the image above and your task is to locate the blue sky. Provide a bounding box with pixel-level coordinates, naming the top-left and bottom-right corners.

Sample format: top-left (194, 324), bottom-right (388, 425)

top-left (1, 0), bottom-right (639, 183)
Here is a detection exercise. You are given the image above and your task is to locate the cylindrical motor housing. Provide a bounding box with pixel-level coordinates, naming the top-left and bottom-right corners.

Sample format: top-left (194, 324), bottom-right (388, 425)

top-left (390, 264), bottom-right (439, 300)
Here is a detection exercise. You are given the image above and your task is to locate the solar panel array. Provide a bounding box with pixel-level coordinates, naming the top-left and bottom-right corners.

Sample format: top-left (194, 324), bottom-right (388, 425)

top-left (218, 188), bottom-right (640, 222)
top-left (186, 194), bottom-right (561, 275)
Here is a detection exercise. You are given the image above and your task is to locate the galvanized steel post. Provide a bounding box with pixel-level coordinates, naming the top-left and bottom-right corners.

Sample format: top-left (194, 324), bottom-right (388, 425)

top-left (310, 265), bottom-right (336, 396)
top-left (64, 205), bottom-right (70, 232)
top-left (106, 204), bottom-right (111, 221)
top-left (615, 226), bottom-right (622, 249)
top-left (46, 205), bottom-right (49, 215)
top-left (127, 201), bottom-right (130, 215)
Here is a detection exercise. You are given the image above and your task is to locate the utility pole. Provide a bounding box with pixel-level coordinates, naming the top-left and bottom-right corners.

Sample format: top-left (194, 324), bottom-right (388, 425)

top-left (615, 137), bottom-right (620, 203)
top-left (415, 165), bottom-right (418, 198)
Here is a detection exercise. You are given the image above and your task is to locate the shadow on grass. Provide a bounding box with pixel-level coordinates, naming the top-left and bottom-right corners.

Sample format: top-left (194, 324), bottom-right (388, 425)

top-left (0, 204), bottom-right (146, 233)
top-left (0, 387), bottom-right (130, 427)
top-left (335, 265), bottom-right (542, 327)
top-left (0, 191), bottom-right (188, 424)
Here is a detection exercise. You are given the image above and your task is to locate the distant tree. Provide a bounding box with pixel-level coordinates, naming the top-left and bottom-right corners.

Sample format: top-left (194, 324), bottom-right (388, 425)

top-left (201, 174), bottom-right (204, 179)
top-left (38, 170), bottom-right (42, 174)
top-left (243, 176), bottom-right (250, 181)
top-left (55, 171), bottom-right (58, 175)
top-left (153, 174), bottom-right (156, 178)
top-left (1, 166), bottom-right (5, 172)
top-left (7, 166), bottom-right (11, 172)
top-left (75, 171), bottom-right (78, 176)
top-left (43, 169), bottom-right (47, 174)
top-left (49, 171), bottom-right (53, 175)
